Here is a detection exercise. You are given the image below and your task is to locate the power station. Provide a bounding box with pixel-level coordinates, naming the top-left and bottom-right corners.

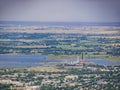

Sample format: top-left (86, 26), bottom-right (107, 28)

top-left (64, 53), bottom-right (94, 66)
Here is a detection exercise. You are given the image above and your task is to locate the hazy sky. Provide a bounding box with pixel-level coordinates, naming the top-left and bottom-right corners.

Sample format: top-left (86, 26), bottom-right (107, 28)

top-left (0, 0), bottom-right (120, 22)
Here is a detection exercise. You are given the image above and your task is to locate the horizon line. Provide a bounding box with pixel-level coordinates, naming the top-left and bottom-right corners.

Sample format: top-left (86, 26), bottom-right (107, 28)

top-left (0, 20), bottom-right (120, 23)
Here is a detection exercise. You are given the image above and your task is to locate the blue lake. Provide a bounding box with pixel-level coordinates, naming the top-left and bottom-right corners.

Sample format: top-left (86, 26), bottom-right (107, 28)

top-left (0, 54), bottom-right (63, 67)
top-left (0, 54), bottom-right (120, 67)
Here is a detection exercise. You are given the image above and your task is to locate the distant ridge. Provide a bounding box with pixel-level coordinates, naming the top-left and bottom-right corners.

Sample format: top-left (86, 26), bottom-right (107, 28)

top-left (0, 21), bottom-right (120, 26)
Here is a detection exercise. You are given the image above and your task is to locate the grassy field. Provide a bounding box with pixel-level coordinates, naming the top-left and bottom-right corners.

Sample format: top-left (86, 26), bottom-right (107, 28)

top-left (27, 66), bottom-right (65, 72)
top-left (48, 54), bottom-right (120, 62)
top-left (108, 56), bottom-right (120, 62)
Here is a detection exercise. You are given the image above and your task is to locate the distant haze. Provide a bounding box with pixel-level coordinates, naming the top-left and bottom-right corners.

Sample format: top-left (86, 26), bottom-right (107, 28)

top-left (0, 0), bottom-right (120, 22)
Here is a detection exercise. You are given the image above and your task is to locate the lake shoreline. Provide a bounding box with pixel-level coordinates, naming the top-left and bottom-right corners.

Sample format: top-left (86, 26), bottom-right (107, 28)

top-left (0, 54), bottom-right (120, 68)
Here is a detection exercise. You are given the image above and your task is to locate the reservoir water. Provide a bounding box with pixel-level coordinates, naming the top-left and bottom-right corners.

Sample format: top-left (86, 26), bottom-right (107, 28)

top-left (0, 54), bottom-right (120, 67)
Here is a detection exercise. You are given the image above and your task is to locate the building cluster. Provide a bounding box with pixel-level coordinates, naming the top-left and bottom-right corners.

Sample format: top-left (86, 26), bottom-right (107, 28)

top-left (0, 64), bottom-right (120, 90)
top-left (64, 53), bottom-right (95, 66)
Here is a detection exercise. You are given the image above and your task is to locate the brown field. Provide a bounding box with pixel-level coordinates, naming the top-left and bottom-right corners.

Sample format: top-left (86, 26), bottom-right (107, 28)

top-left (0, 28), bottom-right (119, 35)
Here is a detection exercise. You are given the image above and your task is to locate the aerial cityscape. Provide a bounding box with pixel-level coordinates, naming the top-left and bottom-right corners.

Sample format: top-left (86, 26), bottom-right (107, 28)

top-left (0, 21), bottom-right (120, 90)
top-left (0, 0), bottom-right (120, 90)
